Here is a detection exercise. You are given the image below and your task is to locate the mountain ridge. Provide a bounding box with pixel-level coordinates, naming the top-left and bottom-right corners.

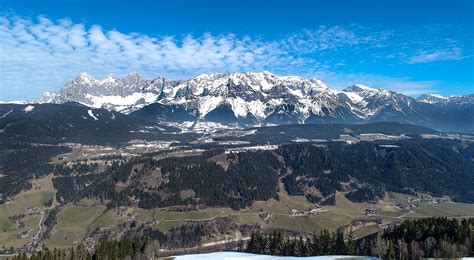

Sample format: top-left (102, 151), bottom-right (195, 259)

top-left (32, 71), bottom-right (474, 133)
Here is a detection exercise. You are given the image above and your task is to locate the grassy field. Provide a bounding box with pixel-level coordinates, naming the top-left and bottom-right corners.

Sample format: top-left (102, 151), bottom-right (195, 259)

top-left (1, 176), bottom-right (55, 217)
top-left (5, 191), bottom-right (53, 216)
top-left (0, 175), bottom-right (55, 247)
top-left (270, 215), bottom-right (319, 232)
top-left (242, 181), bottom-right (314, 215)
top-left (49, 186), bottom-right (474, 247)
top-left (3, 176), bottom-right (474, 250)
top-left (404, 203), bottom-right (474, 218)
top-left (91, 206), bottom-right (237, 234)
top-left (0, 204), bottom-right (14, 232)
top-left (45, 205), bottom-right (106, 249)
top-left (352, 224), bottom-right (380, 238)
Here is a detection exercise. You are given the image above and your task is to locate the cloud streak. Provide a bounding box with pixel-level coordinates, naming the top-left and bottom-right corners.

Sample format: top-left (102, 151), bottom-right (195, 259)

top-left (407, 47), bottom-right (471, 64)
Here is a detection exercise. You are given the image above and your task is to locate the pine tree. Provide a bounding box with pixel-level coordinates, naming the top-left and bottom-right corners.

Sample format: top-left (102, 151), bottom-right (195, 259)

top-left (334, 230), bottom-right (347, 254)
top-left (361, 239), bottom-right (372, 256)
top-left (268, 230), bottom-right (282, 255)
top-left (282, 238), bottom-right (293, 256)
top-left (386, 240), bottom-right (397, 259)
top-left (408, 241), bottom-right (424, 259)
top-left (310, 233), bottom-right (320, 256)
top-left (319, 230), bottom-right (331, 255)
top-left (398, 239), bottom-right (408, 259)
top-left (294, 236), bottom-right (304, 256)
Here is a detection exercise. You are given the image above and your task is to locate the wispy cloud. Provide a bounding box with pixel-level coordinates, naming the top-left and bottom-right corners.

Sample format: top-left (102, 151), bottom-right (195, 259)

top-left (0, 15), bottom-right (296, 76)
top-left (383, 25), bottom-right (473, 64)
top-left (407, 47), bottom-right (471, 64)
top-left (0, 15), bottom-right (470, 100)
top-left (282, 25), bottom-right (394, 55)
top-left (0, 15), bottom-right (319, 100)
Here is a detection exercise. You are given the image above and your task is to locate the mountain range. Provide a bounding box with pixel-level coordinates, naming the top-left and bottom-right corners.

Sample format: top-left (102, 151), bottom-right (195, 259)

top-left (30, 71), bottom-right (474, 133)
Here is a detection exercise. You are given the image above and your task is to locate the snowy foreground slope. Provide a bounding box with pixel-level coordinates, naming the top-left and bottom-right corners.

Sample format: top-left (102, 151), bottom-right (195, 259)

top-left (174, 252), bottom-right (377, 259)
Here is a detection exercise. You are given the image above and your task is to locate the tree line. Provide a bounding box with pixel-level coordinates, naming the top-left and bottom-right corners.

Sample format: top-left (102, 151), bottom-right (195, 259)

top-left (245, 217), bottom-right (474, 258)
top-left (13, 237), bottom-right (156, 260)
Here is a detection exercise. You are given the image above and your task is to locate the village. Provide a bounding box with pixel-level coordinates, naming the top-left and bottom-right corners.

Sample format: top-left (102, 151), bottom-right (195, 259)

top-left (291, 206), bottom-right (326, 217)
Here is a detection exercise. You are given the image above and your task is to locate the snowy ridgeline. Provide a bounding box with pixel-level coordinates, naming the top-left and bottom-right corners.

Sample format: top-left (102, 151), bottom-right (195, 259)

top-left (35, 71), bottom-right (472, 123)
top-left (174, 252), bottom-right (378, 259)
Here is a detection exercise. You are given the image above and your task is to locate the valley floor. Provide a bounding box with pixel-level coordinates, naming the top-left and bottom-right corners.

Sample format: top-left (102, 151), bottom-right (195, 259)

top-left (2, 174), bottom-right (474, 252)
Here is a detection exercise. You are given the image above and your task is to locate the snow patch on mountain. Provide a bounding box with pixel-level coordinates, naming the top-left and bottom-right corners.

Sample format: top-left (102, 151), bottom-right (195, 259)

top-left (345, 84), bottom-right (380, 93)
top-left (344, 92), bottom-right (364, 104)
top-left (417, 93), bottom-right (451, 104)
top-left (227, 97), bottom-right (252, 118)
top-left (88, 110), bottom-right (99, 120)
top-left (429, 94), bottom-right (447, 99)
top-left (197, 96), bottom-right (224, 117)
top-left (0, 100), bottom-right (28, 104)
top-left (24, 105), bottom-right (35, 112)
top-left (247, 100), bottom-right (267, 119)
top-left (0, 109), bottom-right (13, 119)
top-left (85, 93), bottom-right (158, 107)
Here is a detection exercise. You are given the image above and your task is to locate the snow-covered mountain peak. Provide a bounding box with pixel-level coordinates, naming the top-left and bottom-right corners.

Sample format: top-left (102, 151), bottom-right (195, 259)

top-left (417, 93), bottom-right (449, 104)
top-left (429, 93), bottom-right (446, 99)
top-left (37, 72), bottom-right (384, 118)
top-left (77, 72), bottom-right (93, 78)
top-left (344, 84), bottom-right (380, 93)
top-left (37, 72), bottom-right (161, 113)
top-left (342, 84), bottom-right (399, 102)
top-left (73, 72), bottom-right (96, 85)
top-left (101, 74), bottom-right (118, 84)
top-left (178, 71), bottom-right (288, 98)
top-left (35, 71), bottom-right (473, 129)
top-left (124, 72), bottom-right (143, 81)
top-left (187, 71), bottom-right (334, 95)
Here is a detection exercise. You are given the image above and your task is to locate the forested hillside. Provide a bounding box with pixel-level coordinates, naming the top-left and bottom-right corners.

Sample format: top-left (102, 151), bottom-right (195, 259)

top-left (0, 141), bottom-right (71, 199)
top-left (53, 150), bottom-right (283, 210)
top-left (49, 138), bottom-right (474, 210)
top-left (280, 139), bottom-right (474, 204)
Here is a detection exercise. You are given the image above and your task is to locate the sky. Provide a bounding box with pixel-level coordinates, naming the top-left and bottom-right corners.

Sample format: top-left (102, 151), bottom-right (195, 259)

top-left (0, 0), bottom-right (473, 101)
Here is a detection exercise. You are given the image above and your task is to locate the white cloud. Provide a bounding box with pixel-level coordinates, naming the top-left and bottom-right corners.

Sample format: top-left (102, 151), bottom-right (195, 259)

top-left (68, 24), bottom-right (87, 49)
top-left (0, 15), bottom-right (469, 100)
top-left (0, 15), bottom-right (309, 100)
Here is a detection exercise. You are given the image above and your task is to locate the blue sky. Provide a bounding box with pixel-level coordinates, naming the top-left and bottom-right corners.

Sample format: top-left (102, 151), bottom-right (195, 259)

top-left (0, 0), bottom-right (473, 101)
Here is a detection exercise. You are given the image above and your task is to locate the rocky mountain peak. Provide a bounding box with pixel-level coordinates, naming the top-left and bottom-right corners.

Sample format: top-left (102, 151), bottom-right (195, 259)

top-left (343, 84), bottom-right (380, 93)
top-left (73, 72), bottom-right (96, 85)
top-left (35, 71), bottom-right (473, 132)
top-left (417, 94), bottom-right (449, 104)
